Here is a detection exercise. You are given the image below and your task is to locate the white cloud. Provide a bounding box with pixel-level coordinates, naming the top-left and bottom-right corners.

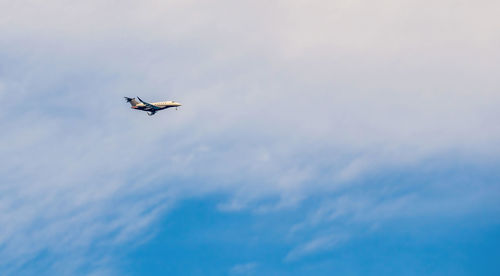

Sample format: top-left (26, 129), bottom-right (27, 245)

top-left (1, 0), bottom-right (499, 272)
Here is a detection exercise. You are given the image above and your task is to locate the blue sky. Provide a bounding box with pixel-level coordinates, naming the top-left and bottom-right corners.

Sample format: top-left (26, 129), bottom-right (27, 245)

top-left (1, 0), bottom-right (500, 275)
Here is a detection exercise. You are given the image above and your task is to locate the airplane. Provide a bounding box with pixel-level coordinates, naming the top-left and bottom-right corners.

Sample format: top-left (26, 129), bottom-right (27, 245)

top-left (125, 96), bottom-right (182, 116)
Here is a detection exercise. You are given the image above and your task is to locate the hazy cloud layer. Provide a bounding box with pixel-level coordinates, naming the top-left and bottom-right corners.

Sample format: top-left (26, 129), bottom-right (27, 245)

top-left (1, 0), bottom-right (499, 274)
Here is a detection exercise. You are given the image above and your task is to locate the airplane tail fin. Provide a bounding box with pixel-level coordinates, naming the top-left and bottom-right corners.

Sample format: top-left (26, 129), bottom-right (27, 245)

top-left (124, 97), bottom-right (139, 106)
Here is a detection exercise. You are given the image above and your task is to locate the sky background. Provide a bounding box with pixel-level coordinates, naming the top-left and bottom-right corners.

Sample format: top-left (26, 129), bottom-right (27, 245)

top-left (1, 0), bottom-right (500, 275)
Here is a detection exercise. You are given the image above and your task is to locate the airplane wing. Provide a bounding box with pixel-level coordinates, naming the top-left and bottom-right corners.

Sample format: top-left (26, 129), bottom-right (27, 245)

top-left (137, 96), bottom-right (162, 110)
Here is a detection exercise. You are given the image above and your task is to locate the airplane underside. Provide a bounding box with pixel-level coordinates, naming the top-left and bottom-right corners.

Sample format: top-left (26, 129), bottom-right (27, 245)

top-left (138, 107), bottom-right (165, 116)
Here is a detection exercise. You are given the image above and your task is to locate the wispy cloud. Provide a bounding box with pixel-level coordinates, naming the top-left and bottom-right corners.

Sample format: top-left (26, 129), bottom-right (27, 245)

top-left (229, 262), bottom-right (258, 275)
top-left (1, 0), bottom-right (499, 273)
top-left (285, 234), bottom-right (348, 262)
